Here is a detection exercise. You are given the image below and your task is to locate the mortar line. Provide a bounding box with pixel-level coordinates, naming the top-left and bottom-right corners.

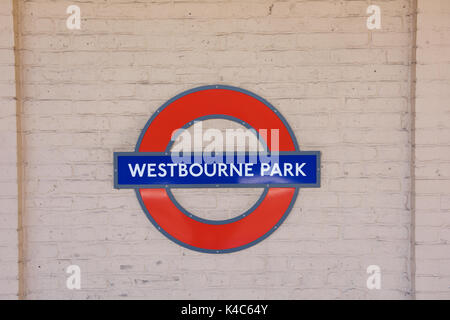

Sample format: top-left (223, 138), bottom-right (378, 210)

top-left (12, 0), bottom-right (25, 300)
top-left (409, 0), bottom-right (418, 300)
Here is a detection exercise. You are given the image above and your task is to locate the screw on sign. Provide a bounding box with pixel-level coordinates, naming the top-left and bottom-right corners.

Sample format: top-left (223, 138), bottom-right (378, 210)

top-left (114, 85), bottom-right (321, 253)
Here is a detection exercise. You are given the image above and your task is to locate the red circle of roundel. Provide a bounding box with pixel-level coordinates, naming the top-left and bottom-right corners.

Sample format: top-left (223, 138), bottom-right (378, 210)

top-left (136, 85), bottom-right (299, 253)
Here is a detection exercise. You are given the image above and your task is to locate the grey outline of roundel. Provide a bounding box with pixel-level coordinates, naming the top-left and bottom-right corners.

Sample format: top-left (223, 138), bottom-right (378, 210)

top-left (134, 84), bottom-right (300, 254)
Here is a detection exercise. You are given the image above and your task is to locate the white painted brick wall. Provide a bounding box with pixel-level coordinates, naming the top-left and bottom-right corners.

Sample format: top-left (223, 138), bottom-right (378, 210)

top-left (15, 0), bottom-right (413, 299)
top-left (415, 0), bottom-right (450, 300)
top-left (0, 0), bottom-right (19, 300)
top-left (2, 0), bottom-right (447, 300)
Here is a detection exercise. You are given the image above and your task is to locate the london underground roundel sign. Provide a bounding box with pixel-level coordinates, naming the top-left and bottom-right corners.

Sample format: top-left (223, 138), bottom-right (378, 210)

top-left (114, 85), bottom-right (321, 253)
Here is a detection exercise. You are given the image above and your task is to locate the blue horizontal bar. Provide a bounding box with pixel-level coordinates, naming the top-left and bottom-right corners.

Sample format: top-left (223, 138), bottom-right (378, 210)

top-left (114, 152), bottom-right (320, 189)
